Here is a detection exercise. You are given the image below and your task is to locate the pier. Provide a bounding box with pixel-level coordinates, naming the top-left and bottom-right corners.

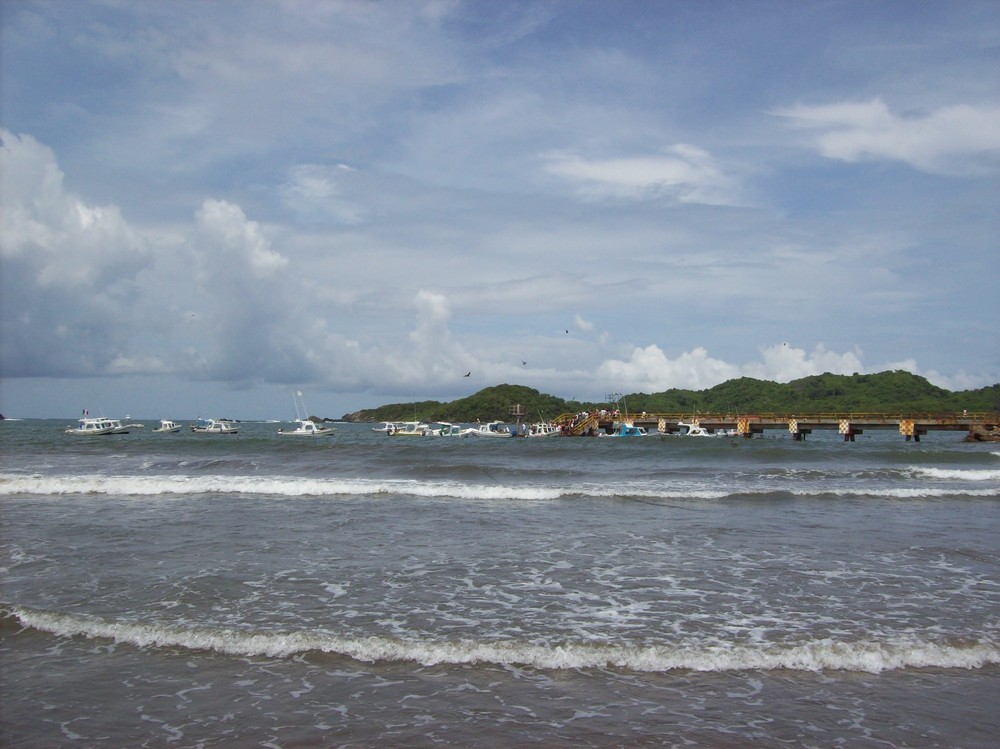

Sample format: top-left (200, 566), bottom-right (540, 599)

top-left (552, 411), bottom-right (1000, 441)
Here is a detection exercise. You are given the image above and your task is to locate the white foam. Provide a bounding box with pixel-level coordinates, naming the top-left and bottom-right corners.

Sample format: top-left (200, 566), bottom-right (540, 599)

top-left (2, 472), bottom-right (996, 501)
top-left (907, 466), bottom-right (1000, 481)
top-left (7, 605), bottom-right (999, 675)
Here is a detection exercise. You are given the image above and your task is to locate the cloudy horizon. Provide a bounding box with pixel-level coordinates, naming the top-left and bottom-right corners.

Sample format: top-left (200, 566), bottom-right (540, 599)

top-left (1, 1), bottom-right (997, 420)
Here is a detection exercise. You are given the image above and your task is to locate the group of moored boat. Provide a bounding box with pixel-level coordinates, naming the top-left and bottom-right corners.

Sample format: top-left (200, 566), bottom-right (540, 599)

top-left (66, 415), bottom-right (341, 437)
top-left (67, 412), bottom-right (733, 439)
top-left (66, 415), bottom-right (240, 435)
top-left (67, 416), bottom-right (342, 437)
top-left (373, 420), bottom-right (564, 438)
top-left (370, 418), bottom-right (740, 438)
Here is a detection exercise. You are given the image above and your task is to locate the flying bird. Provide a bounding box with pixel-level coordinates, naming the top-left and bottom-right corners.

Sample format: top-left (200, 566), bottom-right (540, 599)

top-left (464, 371), bottom-right (471, 377)
top-left (565, 329), bottom-right (569, 334)
top-left (522, 360), bottom-right (527, 366)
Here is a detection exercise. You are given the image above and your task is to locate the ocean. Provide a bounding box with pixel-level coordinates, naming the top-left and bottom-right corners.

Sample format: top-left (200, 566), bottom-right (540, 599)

top-left (2, 418), bottom-right (998, 748)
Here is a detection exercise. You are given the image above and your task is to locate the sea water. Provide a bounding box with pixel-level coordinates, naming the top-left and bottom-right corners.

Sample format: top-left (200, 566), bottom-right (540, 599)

top-left (1, 419), bottom-right (998, 747)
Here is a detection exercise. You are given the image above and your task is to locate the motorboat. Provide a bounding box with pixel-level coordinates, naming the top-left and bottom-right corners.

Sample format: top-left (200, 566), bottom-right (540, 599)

top-left (387, 421), bottom-right (431, 436)
top-left (532, 422), bottom-right (562, 437)
top-left (152, 420), bottom-right (183, 433)
top-left (425, 422), bottom-right (464, 437)
top-left (463, 421), bottom-right (513, 438)
top-left (676, 421), bottom-right (718, 437)
top-left (192, 418), bottom-right (239, 434)
top-left (65, 416), bottom-right (119, 435)
top-left (607, 422), bottom-right (648, 437)
top-left (108, 419), bottom-right (131, 434)
top-left (373, 421), bottom-right (402, 433)
top-left (281, 391), bottom-right (332, 436)
top-left (278, 418), bottom-right (335, 437)
top-left (526, 422), bottom-right (562, 437)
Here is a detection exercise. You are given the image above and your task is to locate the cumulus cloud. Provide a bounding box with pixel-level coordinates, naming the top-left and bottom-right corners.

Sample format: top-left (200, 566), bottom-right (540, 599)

top-left (542, 144), bottom-right (740, 205)
top-left (597, 345), bottom-right (740, 391)
top-left (776, 98), bottom-right (1000, 174)
top-left (0, 129), bottom-right (148, 288)
top-left (741, 343), bottom-right (864, 383)
top-left (0, 129), bottom-right (151, 376)
top-left (195, 199), bottom-right (288, 278)
top-left (596, 343), bottom-right (868, 392)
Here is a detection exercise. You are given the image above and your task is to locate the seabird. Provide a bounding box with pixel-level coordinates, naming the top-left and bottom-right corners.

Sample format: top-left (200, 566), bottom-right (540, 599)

top-left (464, 371), bottom-right (471, 377)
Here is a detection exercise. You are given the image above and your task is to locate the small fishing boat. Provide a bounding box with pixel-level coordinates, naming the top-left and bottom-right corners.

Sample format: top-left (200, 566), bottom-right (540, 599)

top-left (65, 416), bottom-right (119, 435)
top-left (676, 421), bottom-right (718, 437)
top-left (387, 421), bottom-right (431, 436)
top-left (463, 421), bottom-right (513, 438)
top-left (278, 419), bottom-right (335, 437)
top-left (526, 422), bottom-right (562, 437)
top-left (607, 422), bottom-right (648, 437)
top-left (425, 422), bottom-right (464, 437)
top-left (278, 390), bottom-right (334, 436)
top-left (152, 420), bottom-right (183, 433)
top-left (108, 419), bottom-right (130, 434)
top-left (192, 418), bottom-right (239, 434)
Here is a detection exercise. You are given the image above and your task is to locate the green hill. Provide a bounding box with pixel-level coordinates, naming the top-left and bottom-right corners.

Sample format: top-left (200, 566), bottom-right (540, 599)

top-left (342, 371), bottom-right (999, 423)
top-left (344, 384), bottom-right (568, 424)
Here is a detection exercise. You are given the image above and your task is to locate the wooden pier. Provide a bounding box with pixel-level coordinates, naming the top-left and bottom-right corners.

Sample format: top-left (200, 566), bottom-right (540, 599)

top-left (552, 411), bottom-right (1000, 441)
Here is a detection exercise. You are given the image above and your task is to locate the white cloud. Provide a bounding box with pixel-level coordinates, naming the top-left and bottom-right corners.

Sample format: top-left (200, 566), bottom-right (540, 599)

top-left (741, 343), bottom-right (864, 383)
top-left (542, 144), bottom-right (740, 205)
top-left (597, 343), bottom-right (869, 392)
top-left (280, 164), bottom-right (365, 225)
top-left (195, 199), bottom-right (288, 278)
top-left (0, 129), bottom-right (148, 287)
top-left (0, 129), bottom-right (152, 376)
top-left (776, 98), bottom-right (1000, 174)
top-left (597, 345), bottom-right (739, 391)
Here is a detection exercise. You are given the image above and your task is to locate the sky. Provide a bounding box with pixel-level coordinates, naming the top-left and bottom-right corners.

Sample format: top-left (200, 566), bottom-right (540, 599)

top-left (1, 0), bottom-right (998, 420)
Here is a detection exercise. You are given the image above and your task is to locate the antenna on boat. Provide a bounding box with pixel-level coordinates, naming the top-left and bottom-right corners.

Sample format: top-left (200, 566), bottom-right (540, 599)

top-left (293, 390), bottom-right (307, 420)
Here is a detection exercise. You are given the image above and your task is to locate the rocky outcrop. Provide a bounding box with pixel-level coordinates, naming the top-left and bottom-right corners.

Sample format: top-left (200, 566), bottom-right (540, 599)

top-left (965, 425), bottom-right (1000, 442)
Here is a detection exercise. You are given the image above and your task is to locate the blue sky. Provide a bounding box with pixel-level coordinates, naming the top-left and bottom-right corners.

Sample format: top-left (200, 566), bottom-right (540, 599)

top-left (1, 0), bottom-right (998, 420)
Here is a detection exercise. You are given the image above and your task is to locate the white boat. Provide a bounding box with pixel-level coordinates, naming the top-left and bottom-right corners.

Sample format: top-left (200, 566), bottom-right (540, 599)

top-left (278, 418), bottom-right (335, 437)
top-left (373, 421), bottom-right (402, 433)
top-left (676, 421), bottom-right (718, 437)
top-left (152, 420), bottom-right (182, 433)
top-left (526, 422), bottom-right (562, 437)
top-left (425, 422), bottom-right (464, 437)
top-left (280, 391), bottom-right (332, 436)
top-left (192, 418), bottom-right (239, 434)
top-left (387, 421), bottom-right (431, 436)
top-left (66, 416), bottom-right (119, 435)
top-left (463, 421), bottom-right (513, 438)
top-left (107, 419), bottom-right (131, 434)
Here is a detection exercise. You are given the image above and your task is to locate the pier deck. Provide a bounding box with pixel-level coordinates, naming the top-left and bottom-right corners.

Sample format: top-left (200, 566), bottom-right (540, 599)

top-left (552, 412), bottom-right (1000, 441)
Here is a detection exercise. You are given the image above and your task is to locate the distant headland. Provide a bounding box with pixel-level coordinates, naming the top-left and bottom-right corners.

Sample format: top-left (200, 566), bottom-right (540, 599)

top-left (342, 371), bottom-right (1000, 428)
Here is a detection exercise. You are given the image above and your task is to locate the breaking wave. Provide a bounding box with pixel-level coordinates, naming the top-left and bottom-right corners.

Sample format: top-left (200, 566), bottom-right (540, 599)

top-left (907, 466), bottom-right (1000, 481)
top-left (1, 473), bottom-right (996, 501)
top-left (5, 605), bottom-right (997, 674)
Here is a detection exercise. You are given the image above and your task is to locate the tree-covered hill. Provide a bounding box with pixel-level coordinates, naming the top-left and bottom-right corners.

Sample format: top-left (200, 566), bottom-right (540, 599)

top-left (341, 371), bottom-right (999, 423)
top-left (344, 385), bottom-right (569, 424)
